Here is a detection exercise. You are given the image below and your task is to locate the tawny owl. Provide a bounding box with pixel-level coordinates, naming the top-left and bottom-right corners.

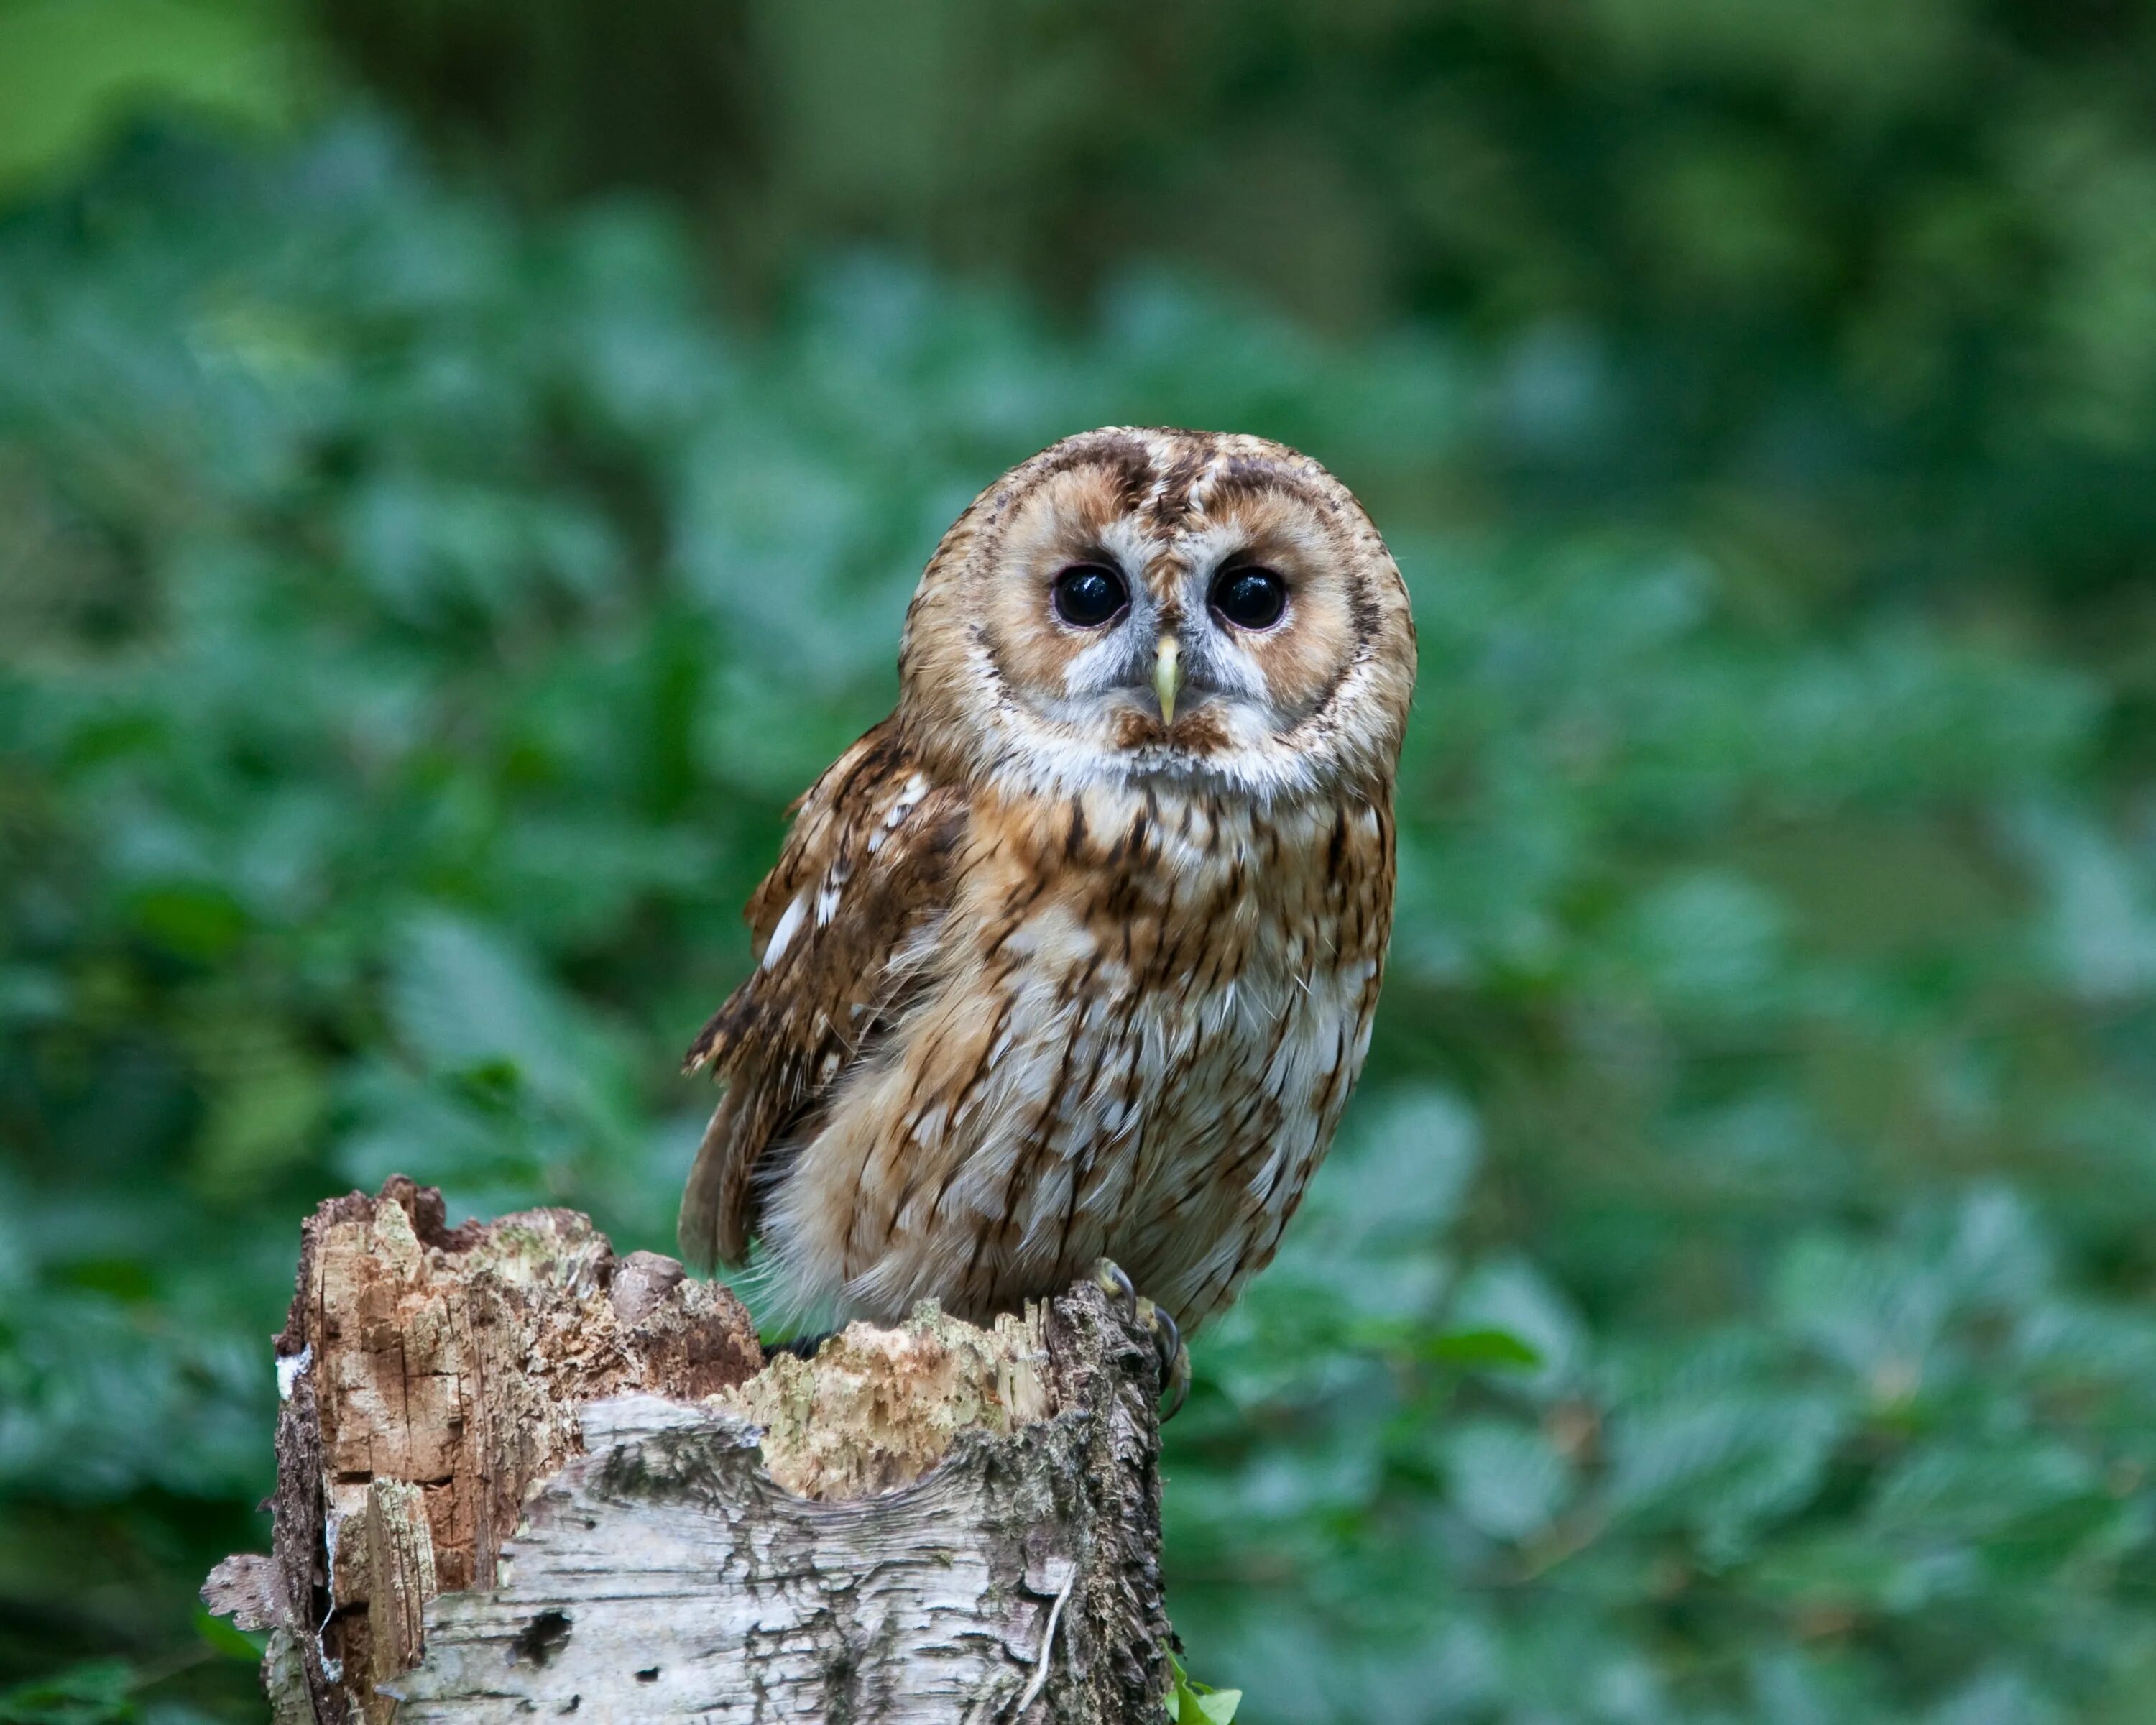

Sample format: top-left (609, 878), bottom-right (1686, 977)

top-left (681, 427), bottom-right (1415, 1401)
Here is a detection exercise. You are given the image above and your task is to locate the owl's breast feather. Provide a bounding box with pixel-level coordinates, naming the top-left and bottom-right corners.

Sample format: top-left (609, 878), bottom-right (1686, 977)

top-left (752, 771), bottom-right (1394, 1330)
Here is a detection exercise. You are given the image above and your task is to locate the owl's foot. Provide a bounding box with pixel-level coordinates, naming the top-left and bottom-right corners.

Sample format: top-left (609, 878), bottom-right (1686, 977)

top-left (1091, 1258), bottom-right (1139, 1317)
top-left (1089, 1258), bottom-right (1192, 1422)
top-left (1145, 1303), bottom-right (1192, 1422)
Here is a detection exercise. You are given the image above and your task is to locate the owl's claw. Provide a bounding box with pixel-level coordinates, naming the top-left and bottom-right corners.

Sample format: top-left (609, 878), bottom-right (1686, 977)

top-left (1089, 1259), bottom-right (1188, 1422)
top-left (1141, 1300), bottom-right (1191, 1422)
top-left (1091, 1257), bottom-right (1138, 1323)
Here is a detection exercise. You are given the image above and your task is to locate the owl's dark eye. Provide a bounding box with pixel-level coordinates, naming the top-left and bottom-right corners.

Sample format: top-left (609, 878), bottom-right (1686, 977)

top-left (1051, 563), bottom-right (1128, 628)
top-left (1210, 566), bottom-right (1288, 631)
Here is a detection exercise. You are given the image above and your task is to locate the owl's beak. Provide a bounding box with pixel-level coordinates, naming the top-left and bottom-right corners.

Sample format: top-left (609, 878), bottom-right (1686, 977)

top-left (1153, 635), bottom-right (1184, 727)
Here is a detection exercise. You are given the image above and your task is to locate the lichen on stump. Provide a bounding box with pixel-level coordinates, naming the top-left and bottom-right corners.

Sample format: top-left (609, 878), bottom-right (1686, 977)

top-left (203, 1179), bottom-right (1172, 1723)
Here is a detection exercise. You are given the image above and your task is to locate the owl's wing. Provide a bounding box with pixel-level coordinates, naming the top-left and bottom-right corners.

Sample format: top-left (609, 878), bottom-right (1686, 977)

top-left (678, 718), bottom-right (967, 1270)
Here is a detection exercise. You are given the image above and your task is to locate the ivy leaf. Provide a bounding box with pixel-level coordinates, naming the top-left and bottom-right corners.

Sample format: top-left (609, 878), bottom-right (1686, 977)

top-left (1166, 1652), bottom-right (1242, 1724)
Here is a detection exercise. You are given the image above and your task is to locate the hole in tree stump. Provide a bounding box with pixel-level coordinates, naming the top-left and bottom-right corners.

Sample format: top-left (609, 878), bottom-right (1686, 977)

top-left (510, 1609), bottom-right (573, 1667)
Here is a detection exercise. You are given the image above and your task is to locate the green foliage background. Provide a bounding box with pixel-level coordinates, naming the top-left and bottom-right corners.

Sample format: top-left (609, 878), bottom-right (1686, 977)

top-left (7, 5), bottom-right (2156, 1721)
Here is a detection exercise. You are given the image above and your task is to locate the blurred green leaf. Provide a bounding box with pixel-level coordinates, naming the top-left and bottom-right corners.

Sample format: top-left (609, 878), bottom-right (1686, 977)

top-left (1439, 1420), bottom-right (1570, 1541)
top-left (1416, 1329), bottom-right (1543, 1370)
top-left (190, 1609), bottom-right (262, 1664)
top-left (0, 1660), bottom-right (134, 1725)
top-left (0, 0), bottom-right (312, 194)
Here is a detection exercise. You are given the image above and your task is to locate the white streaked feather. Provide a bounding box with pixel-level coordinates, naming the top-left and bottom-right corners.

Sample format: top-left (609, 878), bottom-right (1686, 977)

top-left (761, 890), bottom-right (808, 970)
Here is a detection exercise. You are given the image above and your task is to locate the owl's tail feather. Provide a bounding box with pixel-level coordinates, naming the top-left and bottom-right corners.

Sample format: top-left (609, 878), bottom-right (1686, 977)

top-left (678, 1091), bottom-right (752, 1273)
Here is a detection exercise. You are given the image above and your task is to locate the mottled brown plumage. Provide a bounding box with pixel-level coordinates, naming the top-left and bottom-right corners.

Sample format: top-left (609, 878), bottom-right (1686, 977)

top-left (682, 428), bottom-right (1416, 1335)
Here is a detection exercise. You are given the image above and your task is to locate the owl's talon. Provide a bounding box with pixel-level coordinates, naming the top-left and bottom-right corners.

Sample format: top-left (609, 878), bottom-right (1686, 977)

top-left (1141, 1300), bottom-right (1191, 1422)
top-left (1088, 1262), bottom-right (1187, 1417)
top-left (1090, 1257), bottom-right (1139, 1323)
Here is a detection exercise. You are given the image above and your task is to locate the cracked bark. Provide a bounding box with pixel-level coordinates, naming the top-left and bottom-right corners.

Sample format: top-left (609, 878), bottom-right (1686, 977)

top-left (203, 1179), bottom-right (1172, 1723)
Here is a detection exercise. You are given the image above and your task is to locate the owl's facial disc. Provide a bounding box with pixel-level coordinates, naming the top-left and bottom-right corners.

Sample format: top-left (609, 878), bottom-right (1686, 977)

top-left (969, 464), bottom-right (1366, 790)
top-left (898, 430), bottom-right (1414, 802)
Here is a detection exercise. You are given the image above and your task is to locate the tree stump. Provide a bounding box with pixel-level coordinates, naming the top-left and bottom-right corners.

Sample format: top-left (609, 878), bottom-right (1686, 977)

top-left (202, 1179), bottom-right (1173, 1723)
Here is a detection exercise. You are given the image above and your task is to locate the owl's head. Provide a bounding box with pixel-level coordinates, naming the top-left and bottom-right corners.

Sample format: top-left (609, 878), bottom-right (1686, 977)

top-left (898, 428), bottom-right (1416, 802)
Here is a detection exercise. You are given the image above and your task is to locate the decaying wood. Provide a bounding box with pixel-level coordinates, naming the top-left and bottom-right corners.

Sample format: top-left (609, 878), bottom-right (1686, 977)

top-left (202, 1177), bottom-right (765, 1723)
top-left (205, 1178), bottom-right (1172, 1723)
